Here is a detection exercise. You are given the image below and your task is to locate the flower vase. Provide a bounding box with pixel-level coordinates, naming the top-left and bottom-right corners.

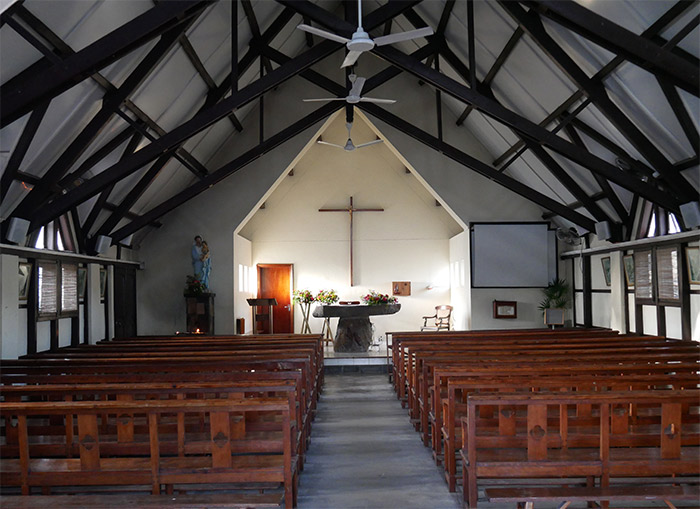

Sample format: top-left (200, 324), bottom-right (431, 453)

top-left (300, 302), bottom-right (312, 334)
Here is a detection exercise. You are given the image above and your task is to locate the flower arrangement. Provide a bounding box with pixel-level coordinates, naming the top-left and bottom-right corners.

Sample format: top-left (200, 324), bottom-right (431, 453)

top-left (184, 275), bottom-right (207, 296)
top-left (293, 289), bottom-right (315, 304)
top-left (362, 290), bottom-right (398, 306)
top-left (315, 289), bottom-right (339, 305)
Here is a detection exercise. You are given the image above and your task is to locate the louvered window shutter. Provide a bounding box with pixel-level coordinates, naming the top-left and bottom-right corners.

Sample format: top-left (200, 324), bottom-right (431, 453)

top-left (61, 263), bottom-right (78, 312)
top-left (634, 250), bottom-right (653, 300)
top-left (37, 260), bottom-right (58, 319)
top-left (656, 247), bottom-right (680, 301)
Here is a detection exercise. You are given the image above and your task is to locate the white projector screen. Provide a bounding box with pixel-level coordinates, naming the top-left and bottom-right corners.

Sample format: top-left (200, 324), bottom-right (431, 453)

top-left (471, 223), bottom-right (557, 287)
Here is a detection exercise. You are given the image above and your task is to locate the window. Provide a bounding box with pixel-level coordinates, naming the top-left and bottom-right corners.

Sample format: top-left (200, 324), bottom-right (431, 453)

top-left (656, 247), bottom-right (680, 301)
top-left (36, 260), bottom-right (79, 320)
top-left (633, 246), bottom-right (681, 305)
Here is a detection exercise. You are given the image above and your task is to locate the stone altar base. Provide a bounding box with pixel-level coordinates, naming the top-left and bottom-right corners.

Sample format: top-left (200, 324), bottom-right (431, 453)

top-left (335, 317), bottom-right (373, 352)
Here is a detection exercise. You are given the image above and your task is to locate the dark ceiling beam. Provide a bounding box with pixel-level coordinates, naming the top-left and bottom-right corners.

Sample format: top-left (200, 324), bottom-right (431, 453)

top-left (304, 15), bottom-right (315, 45)
top-left (3, 15), bottom-right (62, 63)
top-left (360, 103), bottom-right (597, 231)
top-left (0, 101), bottom-right (49, 202)
top-left (373, 44), bottom-right (678, 209)
top-left (525, 141), bottom-right (612, 223)
top-left (466, 0), bottom-right (476, 90)
top-left (498, 97), bottom-right (592, 173)
top-left (26, 39), bottom-right (343, 230)
top-left (11, 17), bottom-right (199, 221)
top-left (383, 19), bottom-right (393, 36)
top-left (1, 1), bottom-right (210, 127)
top-left (205, 6), bottom-right (296, 110)
top-left (456, 27), bottom-right (523, 125)
top-left (109, 102), bottom-right (342, 242)
top-left (113, 109), bottom-right (208, 179)
top-left (541, 191), bottom-right (606, 220)
top-left (58, 124), bottom-right (140, 189)
top-left (232, 0), bottom-right (238, 91)
top-left (10, 4), bottom-right (210, 185)
top-left (567, 117), bottom-right (655, 180)
top-left (657, 77), bottom-right (699, 154)
top-left (102, 202), bottom-right (162, 229)
top-left (241, 0), bottom-right (274, 75)
top-left (95, 152), bottom-right (176, 238)
top-left (530, 0), bottom-right (699, 96)
top-left (491, 0), bottom-right (695, 166)
top-left (178, 33), bottom-right (243, 132)
top-left (676, 156), bottom-right (698, 172)
top-left (436, 0), bottom-right (455, 36)
top-left (499, 1), bottom-right (693, 204)
top-left (563, 123), bottom-right (630, 228)
top-left (82, 131), bottom-right (144, 242)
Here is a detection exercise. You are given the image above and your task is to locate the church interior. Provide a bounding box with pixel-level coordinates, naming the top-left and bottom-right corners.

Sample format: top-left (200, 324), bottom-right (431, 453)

top-left (0, 0), bottom-right (699, 507)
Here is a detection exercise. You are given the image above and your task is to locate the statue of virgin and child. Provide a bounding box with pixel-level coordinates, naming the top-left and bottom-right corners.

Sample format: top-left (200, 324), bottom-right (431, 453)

top-left (191, 235), bottom-right (212, 289)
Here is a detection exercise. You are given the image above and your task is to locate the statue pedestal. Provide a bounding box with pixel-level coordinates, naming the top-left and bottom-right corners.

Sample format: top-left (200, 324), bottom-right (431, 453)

top-left (313, 304), bottom-right (400, 352)
top-left (185, 293), bottom-right (215, 334)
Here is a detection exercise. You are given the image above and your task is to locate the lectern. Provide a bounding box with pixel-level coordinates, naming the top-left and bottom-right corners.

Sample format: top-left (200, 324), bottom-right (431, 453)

top-left (247, 298), bottom-right (278, 334)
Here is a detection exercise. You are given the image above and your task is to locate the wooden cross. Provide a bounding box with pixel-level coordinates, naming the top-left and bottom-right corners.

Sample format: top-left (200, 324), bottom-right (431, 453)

top-left (319, 196), bottom-right (384, 286)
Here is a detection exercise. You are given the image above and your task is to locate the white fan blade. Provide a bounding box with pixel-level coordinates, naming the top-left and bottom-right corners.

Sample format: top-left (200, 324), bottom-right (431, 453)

top-left (359, 97), bottom-right (397, 104)
top-left (355, 139), bottom-right (384, 149)
top-left (341, 50), bottom-right (363, 68)
top-left (303, 98), bottom-right (347, 102)
top-left (297, 24), bottom-right (350, 44)
top-left (374, 26), bottom-right (434, 46)
top-left (317, 140), bottom-right (346, 149)
top-left (349, 76), bottom-right (366, 97)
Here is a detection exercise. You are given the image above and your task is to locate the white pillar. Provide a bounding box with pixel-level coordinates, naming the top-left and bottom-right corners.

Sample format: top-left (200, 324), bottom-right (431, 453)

top-left (86, 263), bottom-right (102, 344)
top-left (0, 255), bottom-right (20, 359)
top-left (609, 251), bottom-right (627, 333)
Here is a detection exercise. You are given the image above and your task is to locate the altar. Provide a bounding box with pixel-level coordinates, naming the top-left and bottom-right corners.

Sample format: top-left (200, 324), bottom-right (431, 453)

top-left (312, 303), bottom-right (400, 352)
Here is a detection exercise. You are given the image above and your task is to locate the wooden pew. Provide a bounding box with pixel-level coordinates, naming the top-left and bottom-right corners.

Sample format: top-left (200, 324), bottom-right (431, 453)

top-left (1, 398), bottom-right (296, 507)
top-left (440, 373), bottom-right (700, 492)
top-left (459, 390), bottom-right (700, 508)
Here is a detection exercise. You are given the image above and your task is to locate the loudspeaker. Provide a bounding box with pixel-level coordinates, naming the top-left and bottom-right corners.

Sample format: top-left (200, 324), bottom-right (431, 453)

top-left (6, 217), bottom-right (30, 244)
top-left (680, 202), bottom-right (700, 228)
top-left (94, 235), bottom-right (112, 254)
top-left (595, 221), bottom-right (612, 240)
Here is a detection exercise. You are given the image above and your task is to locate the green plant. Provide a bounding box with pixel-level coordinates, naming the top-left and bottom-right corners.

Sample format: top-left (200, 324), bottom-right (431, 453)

top-left (184, 275), bottom-right (207, 296)
top-left (538, 278), bottom-right (570, 312)
top-left (293, 289), bottom-right (315, 304)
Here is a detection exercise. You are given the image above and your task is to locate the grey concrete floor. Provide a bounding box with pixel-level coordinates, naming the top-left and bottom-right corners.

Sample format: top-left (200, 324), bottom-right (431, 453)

top-left (296, 373), bottom-right (463, 509)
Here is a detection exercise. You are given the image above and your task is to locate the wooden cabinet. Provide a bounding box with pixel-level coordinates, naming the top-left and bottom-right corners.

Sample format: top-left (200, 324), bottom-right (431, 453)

top-left (185, 293), bottom-right (215, 334)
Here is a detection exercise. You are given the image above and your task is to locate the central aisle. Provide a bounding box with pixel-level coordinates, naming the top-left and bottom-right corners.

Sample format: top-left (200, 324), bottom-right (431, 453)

top-left (297, 373), bottom-right (462, 509)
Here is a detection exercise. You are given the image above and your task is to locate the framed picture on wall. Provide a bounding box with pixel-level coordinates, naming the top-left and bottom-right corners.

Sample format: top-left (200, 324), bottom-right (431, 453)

top-left (78, 267), bottom-right (87, 300)
top-left (18, 262), bottom-right (32, 301)
top-left (493, 300), bottom-right (517, 319)
top-left (686, 247), bottom-right (700, 284)
top-left (601, 257), bottom-right (611, 287)
top-left (99, 267), bottom-right (107, 299)
top-left (623, 255), bottom-right (635, 287)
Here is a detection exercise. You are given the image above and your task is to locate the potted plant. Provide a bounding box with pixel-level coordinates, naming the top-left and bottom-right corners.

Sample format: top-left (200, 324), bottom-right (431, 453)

top-left (293, 289), bottom-right (315, 334)
top-left (538, 278), bottom-right (570, 327)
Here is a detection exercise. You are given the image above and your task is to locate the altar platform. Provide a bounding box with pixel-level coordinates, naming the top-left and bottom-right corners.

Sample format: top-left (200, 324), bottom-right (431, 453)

top-left (322, 344), bottom-right (390, 373)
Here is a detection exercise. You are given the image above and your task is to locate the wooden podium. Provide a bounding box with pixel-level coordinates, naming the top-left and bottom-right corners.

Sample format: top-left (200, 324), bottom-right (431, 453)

top-left (247, 298), bottom-right (277, 334)
top-left (185, 293), bottom-right (215, 334)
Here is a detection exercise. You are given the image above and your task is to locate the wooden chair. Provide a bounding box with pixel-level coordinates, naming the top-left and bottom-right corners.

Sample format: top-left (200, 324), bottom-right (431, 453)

top-left (421, 305), bottom-right (452, 331)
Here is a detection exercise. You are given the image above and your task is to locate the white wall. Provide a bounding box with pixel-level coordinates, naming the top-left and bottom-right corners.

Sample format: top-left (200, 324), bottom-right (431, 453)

top-left (0, 254), bottom-right (20, 358)
top-left (449, 232), bottom-right (470, 330)
top-left (233, 235), bottom-right (254, 333)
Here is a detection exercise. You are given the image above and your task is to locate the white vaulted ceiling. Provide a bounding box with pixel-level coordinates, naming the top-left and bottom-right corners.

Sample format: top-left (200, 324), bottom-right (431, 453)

top-left (0, 0), bottom-right (698, 252)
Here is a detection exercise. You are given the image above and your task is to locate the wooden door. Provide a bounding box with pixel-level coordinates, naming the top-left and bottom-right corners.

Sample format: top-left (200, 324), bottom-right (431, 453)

top-left (257, 264), bottom-right (293, 333)
top-left (113, 265), bottom-right (137, 338)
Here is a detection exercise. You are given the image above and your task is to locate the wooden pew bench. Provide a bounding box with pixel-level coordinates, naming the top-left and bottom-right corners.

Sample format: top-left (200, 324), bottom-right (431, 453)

top-left (459, 390), bottom-right (700, 508)
top-left (438, 373), bottom-right (700, 492)
top-left (0, 398), bottom-right (297, 507)
top-left (485, 484), bottom-right (700, 508)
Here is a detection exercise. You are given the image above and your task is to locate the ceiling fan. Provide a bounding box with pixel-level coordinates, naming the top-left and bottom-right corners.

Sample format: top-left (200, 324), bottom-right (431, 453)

top-left (297, 1), bottom-right (434, 68)
top-left (317, 122), bottom-right (383, 152)
top-left (556, 227), bottom-right (583, 246)
top-left (303, 74), bottom-right (395, 104)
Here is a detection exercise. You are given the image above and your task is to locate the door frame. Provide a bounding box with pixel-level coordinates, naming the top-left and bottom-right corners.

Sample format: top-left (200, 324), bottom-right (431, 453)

top-left (256, 263), bottom-right (294, 333)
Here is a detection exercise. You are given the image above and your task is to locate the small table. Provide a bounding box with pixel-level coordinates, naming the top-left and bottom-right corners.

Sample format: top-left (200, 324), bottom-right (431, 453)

top-left (312, 304), bottom-right (401, 352)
